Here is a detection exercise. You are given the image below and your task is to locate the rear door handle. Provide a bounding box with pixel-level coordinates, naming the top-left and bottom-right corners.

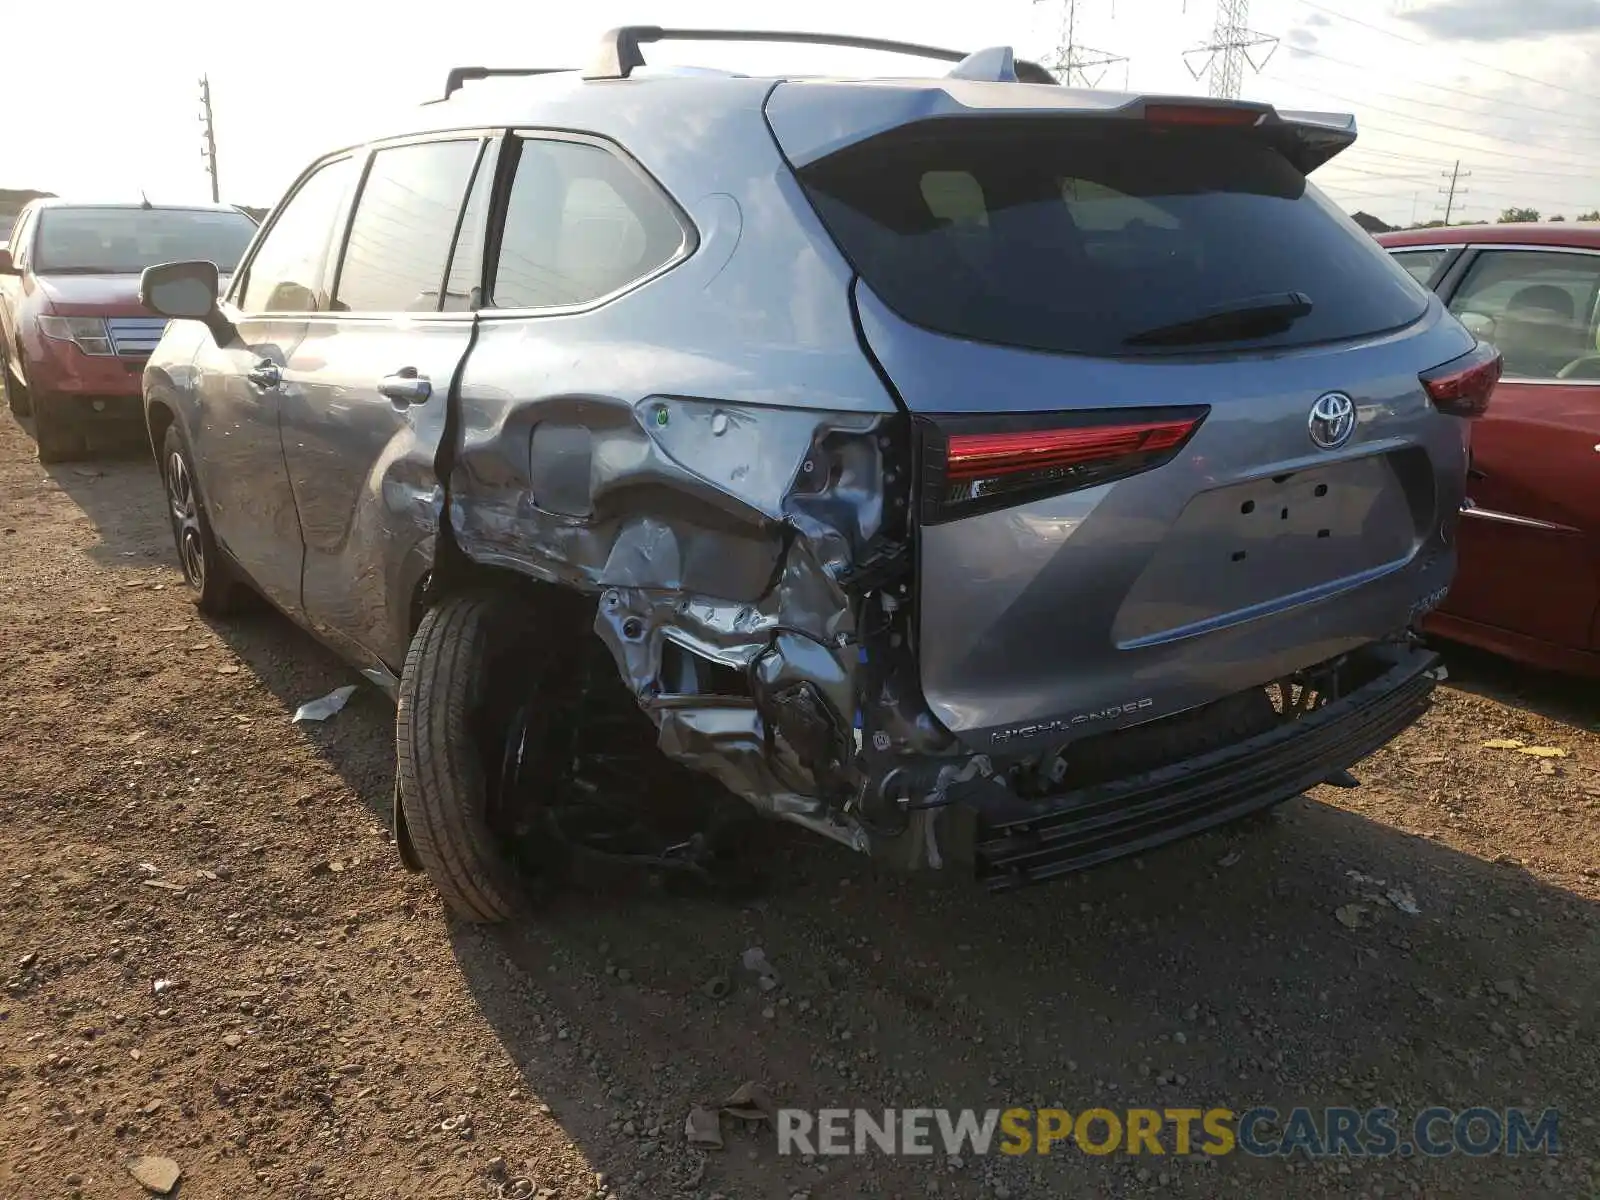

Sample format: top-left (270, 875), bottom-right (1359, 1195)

top-left (246, 359), bottom-right (281, 389)
top-left (379, 368), bottom-right (431, 406)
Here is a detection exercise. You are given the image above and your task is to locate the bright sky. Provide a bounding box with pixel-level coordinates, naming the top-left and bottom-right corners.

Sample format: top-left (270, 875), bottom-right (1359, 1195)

top-left (8, 0), bottom-right (1598, 228)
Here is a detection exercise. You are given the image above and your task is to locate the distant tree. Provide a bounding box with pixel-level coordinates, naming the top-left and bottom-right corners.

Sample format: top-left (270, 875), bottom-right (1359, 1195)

top-left (1578, 210), bottom-right (1600, 222)
top-left (1499, 206), bottom-right (1541, 223)
top-left (1550, 214), bottom-right (1567, 221)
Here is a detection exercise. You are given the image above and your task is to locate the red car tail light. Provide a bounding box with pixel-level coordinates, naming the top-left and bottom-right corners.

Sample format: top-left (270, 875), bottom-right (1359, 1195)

top-left (1421, 343), bottom-right (1502, 418)
top-left (918, 407), bottom-right (1209, 524)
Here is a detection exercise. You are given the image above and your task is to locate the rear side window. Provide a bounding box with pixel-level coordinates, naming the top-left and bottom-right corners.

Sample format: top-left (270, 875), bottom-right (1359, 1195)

top-left (1390, 248), bottom-right (1449, 286)
top-left (798, 121), bottom-right (1429, 358)
top-left (489, 138), bottom-right (689, 310)
top-left (1447, 249), bottom-right (1600, 380)
top-left (240, 157), bottom-right (356, 314)
top-left (335, 139), bottom-right (483, 313)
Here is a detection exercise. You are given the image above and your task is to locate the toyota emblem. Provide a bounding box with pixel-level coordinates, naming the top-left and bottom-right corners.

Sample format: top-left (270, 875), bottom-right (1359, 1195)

top-left (1308, 392), bottom-right (1357, 451)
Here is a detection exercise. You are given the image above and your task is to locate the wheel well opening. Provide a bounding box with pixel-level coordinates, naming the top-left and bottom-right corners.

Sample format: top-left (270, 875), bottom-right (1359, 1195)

top-left (410, 560), bottom-right (593, 646)
top-left (146, 400), bottom-right (175, 464)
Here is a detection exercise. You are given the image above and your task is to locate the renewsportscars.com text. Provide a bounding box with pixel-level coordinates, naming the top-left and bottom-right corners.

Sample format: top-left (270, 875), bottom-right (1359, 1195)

top-left (777, 1106), bottom-right (1561, 1159)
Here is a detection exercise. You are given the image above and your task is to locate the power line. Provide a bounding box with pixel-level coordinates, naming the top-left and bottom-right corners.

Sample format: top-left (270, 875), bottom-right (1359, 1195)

top-left (1290, 0), bottom-right (1600, 106)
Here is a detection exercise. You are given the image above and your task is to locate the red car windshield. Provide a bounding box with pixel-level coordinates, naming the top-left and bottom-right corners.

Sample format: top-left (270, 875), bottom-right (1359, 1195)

top-left (32, 207), bottom-right (256, 275)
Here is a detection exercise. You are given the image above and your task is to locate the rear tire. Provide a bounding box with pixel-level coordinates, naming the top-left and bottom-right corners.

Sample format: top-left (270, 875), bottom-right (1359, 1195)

top-left (396, 591), bottom-right (548, 923)
top-left (161, 424), bottom-right (244, 615)
top-left (33, 398), bottom-right (85, 463)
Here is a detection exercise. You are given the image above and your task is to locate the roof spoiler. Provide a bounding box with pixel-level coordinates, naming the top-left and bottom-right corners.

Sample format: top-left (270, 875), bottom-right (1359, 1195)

top-left (581, 25), bottom-right (1056, 83)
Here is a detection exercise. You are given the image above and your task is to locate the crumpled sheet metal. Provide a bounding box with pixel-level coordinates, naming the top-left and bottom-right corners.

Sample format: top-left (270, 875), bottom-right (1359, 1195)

top-left (451, 395), bottom-right (893, 847)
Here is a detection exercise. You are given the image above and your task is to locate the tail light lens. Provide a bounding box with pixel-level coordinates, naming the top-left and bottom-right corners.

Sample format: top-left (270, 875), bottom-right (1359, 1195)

top-left (1421, 343), bottom-right (1501, 418)
top-left (917, 407), bottom-right (1208, 524)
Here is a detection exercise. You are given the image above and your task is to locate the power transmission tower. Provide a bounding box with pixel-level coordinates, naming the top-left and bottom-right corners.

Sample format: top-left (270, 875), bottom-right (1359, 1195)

top-left (1438, 160), bottom-right (1468, 224)
top-left (199, 76), bottom-right (220, 203)
top-left (1183, 0), bottom-right (1278, 99)
top-left (1033, 0), bottom-right (1128, 89)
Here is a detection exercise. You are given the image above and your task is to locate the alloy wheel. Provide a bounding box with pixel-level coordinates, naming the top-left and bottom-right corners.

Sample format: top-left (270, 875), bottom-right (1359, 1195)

top-left (166, 451), bottom-right (206, 591)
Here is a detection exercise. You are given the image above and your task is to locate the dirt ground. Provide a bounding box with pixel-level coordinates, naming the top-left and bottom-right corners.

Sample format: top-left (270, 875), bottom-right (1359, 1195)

top-left (0, 400), bottom-right (1596, 1200)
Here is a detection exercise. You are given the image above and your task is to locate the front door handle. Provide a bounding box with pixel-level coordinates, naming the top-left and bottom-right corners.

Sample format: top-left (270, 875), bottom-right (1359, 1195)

top-left (247, 359), bottom-right (281, 389)
top-left (379, 367), bottom-right (431, 406)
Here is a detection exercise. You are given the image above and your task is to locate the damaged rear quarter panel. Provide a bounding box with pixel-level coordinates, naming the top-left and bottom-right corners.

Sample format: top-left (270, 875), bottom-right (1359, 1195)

top-left (447, 101), bottom-right (900, 843)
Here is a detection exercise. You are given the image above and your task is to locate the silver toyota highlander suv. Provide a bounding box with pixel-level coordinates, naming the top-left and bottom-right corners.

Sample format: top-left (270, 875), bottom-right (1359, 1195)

top-left (138, 27), bottom-right (1500, 921)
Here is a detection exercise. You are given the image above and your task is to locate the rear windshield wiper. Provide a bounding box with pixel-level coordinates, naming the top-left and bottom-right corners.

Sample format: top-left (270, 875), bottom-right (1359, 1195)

top-left (1122, 291), bottom-right (1314, 348)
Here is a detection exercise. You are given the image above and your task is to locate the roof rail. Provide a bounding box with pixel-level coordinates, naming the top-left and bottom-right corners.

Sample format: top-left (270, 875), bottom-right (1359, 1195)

top-left (583, 26), bottom-right (1055, 83)
top-left (442, 66), bottom-right (572, 100)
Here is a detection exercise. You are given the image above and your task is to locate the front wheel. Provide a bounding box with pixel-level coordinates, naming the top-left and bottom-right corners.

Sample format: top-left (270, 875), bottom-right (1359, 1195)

top-left (161, 424), bottom-right (243, 614)
top-left (2, 347), bottom-right (31, 417)
top-left (33, 398), bottom-right (85, 463)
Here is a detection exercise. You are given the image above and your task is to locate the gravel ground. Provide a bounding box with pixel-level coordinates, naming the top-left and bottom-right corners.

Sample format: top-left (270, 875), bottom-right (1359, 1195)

top-left (0, 399), bottom-right (1596, 1200)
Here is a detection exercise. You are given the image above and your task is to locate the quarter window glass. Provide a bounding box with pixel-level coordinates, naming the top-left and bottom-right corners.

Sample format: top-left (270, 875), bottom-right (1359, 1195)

top-left (1390, 248), bottom-right (1448, 286)
top-left (335, 139), bottom-right (482, 313)
top-left (240, 157), bottom-right (356, 314)
top-left (1448, 250), bottom-right (1600, 380)
top-left (491, 139), bottom-right (687, 310)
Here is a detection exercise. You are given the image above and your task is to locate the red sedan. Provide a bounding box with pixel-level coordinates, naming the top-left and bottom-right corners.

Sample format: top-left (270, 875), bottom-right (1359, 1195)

top-left (0, 200), bottom-right (257, 461)
top-left (1378, 222), bottom-right (1600, 676)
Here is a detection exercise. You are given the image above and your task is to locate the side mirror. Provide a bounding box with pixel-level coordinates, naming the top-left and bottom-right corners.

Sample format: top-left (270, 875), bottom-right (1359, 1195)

top-left (0, 246), bottom-right (17, 275)
top-left (140, 260), bottom-right (234, 344)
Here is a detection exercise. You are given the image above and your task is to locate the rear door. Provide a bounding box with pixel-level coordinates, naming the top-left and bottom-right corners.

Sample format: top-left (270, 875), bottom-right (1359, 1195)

top-left (1437, 245), bottom-right (1600, 650)
top-left (277, 135), bottom-right (492, 671)
top-left (779, 98), bottom-right (1477, 749)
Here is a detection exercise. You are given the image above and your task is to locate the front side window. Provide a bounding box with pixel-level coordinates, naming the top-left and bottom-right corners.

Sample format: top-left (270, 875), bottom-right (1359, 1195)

top-left (239, 157), bottom-right (357, 314)
top-left (1390, 248), bottom-right (1449, 286)
top-left (490, 138), bottom-right (689, 310)
top-left (334, 139), bottom-right (484, 313)
top-left (31, 207), bottom-right (257, 275)
top-left (1448, 249), bottom-right (1600, 380)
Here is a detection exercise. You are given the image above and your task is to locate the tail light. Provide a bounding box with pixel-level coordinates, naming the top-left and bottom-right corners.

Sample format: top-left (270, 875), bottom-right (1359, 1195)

top-left (917, 407), bottom-right (1208, 524)
top-left (1421, 343), bottom-right (1501, 418)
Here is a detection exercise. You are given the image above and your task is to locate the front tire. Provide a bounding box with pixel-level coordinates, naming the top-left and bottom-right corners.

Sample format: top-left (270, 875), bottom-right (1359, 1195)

top-left (2, 347), bottom-right (31, 417)
top-left (33, 398), bottom-right (85, 463)
top-left (396, 591), bottom-right (550, 923)
top-left (161, 424), bottom-right (242, 614)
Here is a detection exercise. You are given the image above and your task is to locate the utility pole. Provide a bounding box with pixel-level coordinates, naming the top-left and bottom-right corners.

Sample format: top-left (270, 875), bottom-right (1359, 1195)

top-left (1033, 0), bottom-right (1129, 89)
top-left (199, 75), bottom-right (220, 203)
top-left (1438, 159), bottom-right (1468, 225)
top-left (1183, 0), bottom-right (1278, 99)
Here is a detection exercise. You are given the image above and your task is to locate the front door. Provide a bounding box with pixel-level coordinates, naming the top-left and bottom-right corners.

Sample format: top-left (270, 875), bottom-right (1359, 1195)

top-left (277, 136), bottom-right (493, 671)
top-left (1440, 246), bottom-right (1600, 650)
top-left (194, 155), bottom-right (359, 613)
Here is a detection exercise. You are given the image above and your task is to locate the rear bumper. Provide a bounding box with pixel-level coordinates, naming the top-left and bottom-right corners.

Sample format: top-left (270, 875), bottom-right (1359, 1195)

top-left (972, 643), bottom-right (1439, 890)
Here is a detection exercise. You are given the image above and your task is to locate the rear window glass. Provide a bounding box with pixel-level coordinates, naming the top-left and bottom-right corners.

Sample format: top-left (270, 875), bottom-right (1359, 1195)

top-left (798, 121), bottom-right (1429, 358)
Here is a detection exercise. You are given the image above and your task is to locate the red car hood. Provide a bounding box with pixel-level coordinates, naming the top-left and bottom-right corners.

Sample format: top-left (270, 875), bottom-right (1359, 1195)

top-left (33, 272), bottom-right (234, 317)
top-left (35, 273), bottom-right (152, 316)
